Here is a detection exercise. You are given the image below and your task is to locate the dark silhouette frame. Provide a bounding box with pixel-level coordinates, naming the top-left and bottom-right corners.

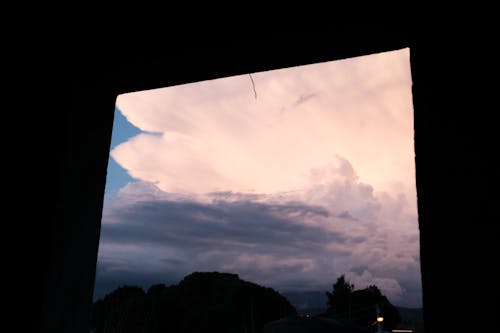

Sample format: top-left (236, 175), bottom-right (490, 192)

top-left (41, 24), bottom-right (497, 332)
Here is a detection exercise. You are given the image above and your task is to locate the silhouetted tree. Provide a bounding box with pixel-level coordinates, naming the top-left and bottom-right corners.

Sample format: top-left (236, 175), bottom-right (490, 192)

top-left (91, 272), bottom-right (296, 333)
top-left (91, 285), bottom-right (146, 333)
top-left (324, 275), bottom-right (401, 332)
top-left (325, 274), bottom-right (355, 317)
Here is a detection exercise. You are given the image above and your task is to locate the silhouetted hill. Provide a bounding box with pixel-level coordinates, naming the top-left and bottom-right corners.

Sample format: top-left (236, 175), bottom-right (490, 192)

top-left (91, 271), bottom-right (296, 333)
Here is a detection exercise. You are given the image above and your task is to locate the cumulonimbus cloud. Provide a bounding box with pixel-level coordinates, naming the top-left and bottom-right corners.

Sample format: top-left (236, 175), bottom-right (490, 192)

top-left (97, 157), bottom-right (421, 307)
top-left (112, 48), bottom-right (415, 205)
top-left (96, 48), bottom-right (421, 308)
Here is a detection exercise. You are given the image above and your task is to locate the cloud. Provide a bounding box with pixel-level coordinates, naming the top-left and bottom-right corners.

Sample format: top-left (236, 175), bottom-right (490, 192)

top-left (96, 48), bottom-right (421, 307)
top-left (346, 270), bottom-right (405, 301)
top-left (293, 92), bottom-right (320, 107)
top-left (96, 162), bottom-right (422, 307)
top-left (113, 48), bottom-right (415, 202)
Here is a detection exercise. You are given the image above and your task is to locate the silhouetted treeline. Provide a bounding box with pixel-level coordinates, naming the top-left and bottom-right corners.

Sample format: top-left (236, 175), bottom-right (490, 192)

top-left (91, 272), bottom-right (296, 333)
top-left (323, 275), bottom-right (401, 332)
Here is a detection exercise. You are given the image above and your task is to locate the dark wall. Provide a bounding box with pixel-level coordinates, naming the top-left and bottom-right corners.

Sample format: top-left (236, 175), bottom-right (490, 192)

top-left (40, 24), bottom-right (498, 332)
top-left (409, 26), bottom-right (498, 332)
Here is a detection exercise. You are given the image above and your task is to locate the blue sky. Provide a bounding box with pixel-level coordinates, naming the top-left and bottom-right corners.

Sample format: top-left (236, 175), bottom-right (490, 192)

top-left (104, 107), bottom-right (141, 194)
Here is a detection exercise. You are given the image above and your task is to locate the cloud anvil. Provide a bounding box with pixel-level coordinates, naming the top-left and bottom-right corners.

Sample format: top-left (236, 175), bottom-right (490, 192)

top-left (95, 48), bottom-right (422, 308)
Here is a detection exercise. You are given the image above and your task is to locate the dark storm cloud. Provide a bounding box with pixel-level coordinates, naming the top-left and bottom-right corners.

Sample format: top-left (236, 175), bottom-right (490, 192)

top-left (349, 265), bottom-right (369, 275)
top-left (95, 181), bottom-right (422, 307)
top-left (338, 210), bottom-right (355, 219)
top-left (94, 196), bottom-right (355, 301)
top-left (100, 200), bottom-right (346, 254)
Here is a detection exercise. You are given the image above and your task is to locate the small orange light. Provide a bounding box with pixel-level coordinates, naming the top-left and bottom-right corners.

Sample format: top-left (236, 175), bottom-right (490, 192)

top-left (377, 316), bottom-right (384, 322)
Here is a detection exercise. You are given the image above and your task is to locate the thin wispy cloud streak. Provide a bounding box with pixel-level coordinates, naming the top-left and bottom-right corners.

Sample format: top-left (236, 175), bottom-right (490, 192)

top-left (94, 48), bottom-right (422, 308)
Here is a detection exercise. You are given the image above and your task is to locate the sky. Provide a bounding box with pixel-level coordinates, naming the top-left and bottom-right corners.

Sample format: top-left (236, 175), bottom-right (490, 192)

top-left (95, 48), bottom-right (422, 308)
top-left (104, 108), bottom-right (141, 194)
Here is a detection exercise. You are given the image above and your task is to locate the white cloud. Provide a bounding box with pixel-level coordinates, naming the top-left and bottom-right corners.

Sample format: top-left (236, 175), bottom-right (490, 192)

top-left (113, 48), bottom-right (415, 206)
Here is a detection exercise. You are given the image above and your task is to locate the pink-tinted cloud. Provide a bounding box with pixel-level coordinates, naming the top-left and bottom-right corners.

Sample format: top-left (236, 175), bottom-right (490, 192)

top-left (96, 48), bottom-right (421, 308)
top-left (97, 156), bottom-right (421, 307)
top-left (113, 48), bottom-right (415, 208)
